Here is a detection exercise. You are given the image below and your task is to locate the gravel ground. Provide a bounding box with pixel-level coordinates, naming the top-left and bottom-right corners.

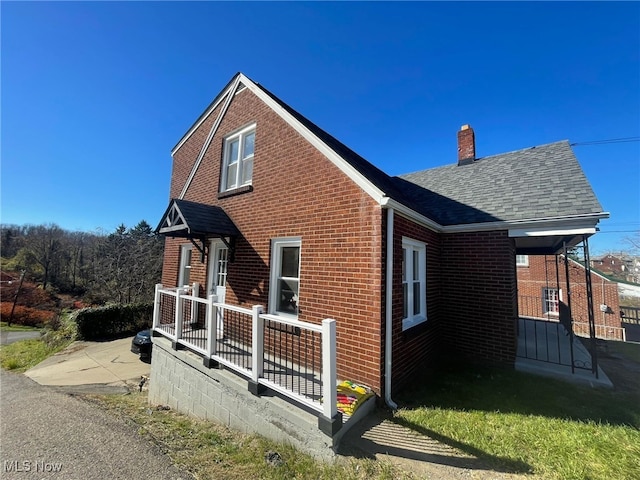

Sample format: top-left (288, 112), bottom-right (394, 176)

top-left (0, 370), bottom-right (192, 480)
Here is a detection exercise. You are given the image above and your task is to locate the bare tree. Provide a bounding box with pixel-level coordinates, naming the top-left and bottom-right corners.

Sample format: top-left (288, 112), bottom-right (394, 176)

top-left (24, 224), bottom-right (65, 290)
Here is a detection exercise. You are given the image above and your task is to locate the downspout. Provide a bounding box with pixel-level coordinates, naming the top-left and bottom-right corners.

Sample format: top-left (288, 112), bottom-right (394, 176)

top-left (385, 207), bottom-right (398, 410)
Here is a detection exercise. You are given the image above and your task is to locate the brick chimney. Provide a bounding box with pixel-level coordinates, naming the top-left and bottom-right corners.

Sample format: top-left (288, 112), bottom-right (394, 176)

top-left (457, 124), bottom-right (475, 166)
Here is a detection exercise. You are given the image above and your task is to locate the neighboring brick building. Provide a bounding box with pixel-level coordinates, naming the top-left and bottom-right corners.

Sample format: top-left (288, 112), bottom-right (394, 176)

top-left (517, 255), bottom-right (623, 340)
top-left (591, 254), bottom-right (640, 284)
top-left (154, 72), bottom-right (608, 404)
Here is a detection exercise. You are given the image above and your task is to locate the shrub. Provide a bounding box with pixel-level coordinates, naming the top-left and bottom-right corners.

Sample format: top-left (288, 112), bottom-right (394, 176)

top-left (0, 303), bottom-right (55, 327)
top-left (42, 310), bottom-right (78, 348)
top-left (74, 303), bottom-right (152, 341)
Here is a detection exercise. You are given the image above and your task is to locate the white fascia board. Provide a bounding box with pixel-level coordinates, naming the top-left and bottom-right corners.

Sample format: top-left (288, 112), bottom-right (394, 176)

top-left (171, 81), bottom-right (238, 156)
top-left (508, 227), bottom-right (596, 238)
top-left (442, 212), bottom-right (610, 234)
top-left (238, 74), bottom-right (387, 204)
top-left (380, 197), bottom-right (442, 232)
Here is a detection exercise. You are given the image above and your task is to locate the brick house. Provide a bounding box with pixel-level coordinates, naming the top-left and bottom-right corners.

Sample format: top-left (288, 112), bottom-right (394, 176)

top-left (516, 255), bottom-right (623, 340)
top-left (151, 73), bottom-right (608, 439)
top-left (591, 254), bottom-right (640, 283)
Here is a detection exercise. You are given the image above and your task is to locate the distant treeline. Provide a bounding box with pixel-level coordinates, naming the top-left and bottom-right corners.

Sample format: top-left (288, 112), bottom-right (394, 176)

top-left (1, 221), bottom-right (163, 305)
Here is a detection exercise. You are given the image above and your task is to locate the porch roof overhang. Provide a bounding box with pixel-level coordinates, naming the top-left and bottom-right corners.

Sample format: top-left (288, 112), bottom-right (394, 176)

top-left (509, 224), bottom-right (601, 255)
top-left (511, 230), bottom-right (595, 255)
top-left (155, 198), bottom-right (240, 240)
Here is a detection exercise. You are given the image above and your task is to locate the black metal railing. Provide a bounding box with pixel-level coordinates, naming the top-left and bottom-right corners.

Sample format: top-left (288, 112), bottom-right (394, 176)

top-left (262, 318), bottom-right (323, 403)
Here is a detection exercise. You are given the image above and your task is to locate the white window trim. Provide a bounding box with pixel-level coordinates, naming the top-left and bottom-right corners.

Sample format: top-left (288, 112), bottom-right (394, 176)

top-left (402, 237), bottom-right (427, 331)
top-left (220, 123), bottom-right (256, 192)
top-left (516, 254), bottom-right (529, 267)
top-left (178, 244), bottom-right (193, 287)
top-left (542, 287), bottom-right (562, 316)
top-left (269, 238), bottom-right (302, 318)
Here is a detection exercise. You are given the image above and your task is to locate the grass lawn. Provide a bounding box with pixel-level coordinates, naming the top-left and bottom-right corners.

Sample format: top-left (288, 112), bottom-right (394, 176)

top-left (606, 340), bottom-right (640, 363)
top-left (86, 393), bottom-right (411, 480)
top-left (0, 321), bottom-right (43, 332)
top-left (0, 338), bottom-right (73, 372)
top-left (0, 315), bottom-right (77, 372)
top-left (394, 361), bottom-right (640, 480)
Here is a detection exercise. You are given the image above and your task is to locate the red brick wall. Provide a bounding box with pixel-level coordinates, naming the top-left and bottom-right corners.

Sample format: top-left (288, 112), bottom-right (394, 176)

top-left (161, 87), bottom-right (384, 392)
top-left (517, 255), bottom-right (623, 340)
top-left (388, 214), bottom-right (441, 391)
top-left (440, 231), bottom-right (518, 365)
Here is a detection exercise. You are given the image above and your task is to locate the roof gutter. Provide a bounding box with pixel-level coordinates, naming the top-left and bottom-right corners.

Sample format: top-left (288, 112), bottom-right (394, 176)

top-left (384, 207), bottom-right (397, 410)
top-left (442, 212), bottom-right (610, 234)
top-left (380, 197), bottom-right (442, 232)
top-left (380, 196), bottom-right (609, 236)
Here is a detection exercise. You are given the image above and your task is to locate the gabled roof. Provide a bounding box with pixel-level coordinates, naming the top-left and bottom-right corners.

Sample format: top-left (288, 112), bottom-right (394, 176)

top-left (155, 199), bottom-right (239, 238)
top-left (253, 82), bottom-right (410, 203)
top-left (398, 141), bottom-right (606, 226)
top-left (171, 73), bottom-right (608, 236)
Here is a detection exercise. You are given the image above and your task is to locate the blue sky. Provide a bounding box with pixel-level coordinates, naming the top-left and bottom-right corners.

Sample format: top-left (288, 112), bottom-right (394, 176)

top-left (2, 1), bottom-right (638, 255)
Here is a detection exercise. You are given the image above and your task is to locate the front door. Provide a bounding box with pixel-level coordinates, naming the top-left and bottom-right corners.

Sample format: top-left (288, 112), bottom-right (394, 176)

top-left (208, 240), bottom-right (228, 338)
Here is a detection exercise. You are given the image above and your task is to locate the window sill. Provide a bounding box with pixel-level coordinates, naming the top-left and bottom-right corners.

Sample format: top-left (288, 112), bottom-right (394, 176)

top-left (218, 185), bottom-right (253, 199)
top-left (402, 315), bottom-right (427, 332)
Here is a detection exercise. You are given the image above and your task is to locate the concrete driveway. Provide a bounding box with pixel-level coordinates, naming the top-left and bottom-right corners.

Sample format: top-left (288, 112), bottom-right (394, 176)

top-left (24, 337), bottom-right (150, 392)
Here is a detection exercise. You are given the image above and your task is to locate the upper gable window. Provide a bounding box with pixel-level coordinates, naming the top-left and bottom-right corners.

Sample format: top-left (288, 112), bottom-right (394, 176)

top-left (221, 124), bottom-right (255, 192)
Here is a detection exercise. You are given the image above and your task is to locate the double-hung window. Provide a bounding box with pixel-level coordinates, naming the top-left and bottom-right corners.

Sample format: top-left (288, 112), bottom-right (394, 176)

top-left (402, 237), bottom-right (427, 330)
top-left (178, 244), bottom-right (193, 287)
top-left (270, 238), bottom-right (301, 317)
top-left (543, 288), bottom-right (561, 315)
top-left (516, 255), bottom-right (529, 267)
top-left (221, 125), bottom-right (255, 192)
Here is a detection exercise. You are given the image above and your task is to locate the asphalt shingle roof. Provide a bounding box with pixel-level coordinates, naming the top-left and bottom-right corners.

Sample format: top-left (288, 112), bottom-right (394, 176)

top-left (397, 141), bottom-right (605, 226)
top-left (254, 78), bottom-right (604, 227)
top-left (156, 199), bottom-right (240, 237)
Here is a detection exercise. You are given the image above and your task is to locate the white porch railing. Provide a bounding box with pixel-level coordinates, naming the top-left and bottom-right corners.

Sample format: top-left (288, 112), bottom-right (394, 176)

top-left (152, 283), bottom-right (338, 423)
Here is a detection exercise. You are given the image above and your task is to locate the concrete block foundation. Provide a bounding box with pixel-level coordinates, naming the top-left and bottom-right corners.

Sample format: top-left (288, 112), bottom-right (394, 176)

top-left (149, 336), bottom-right (371, 461)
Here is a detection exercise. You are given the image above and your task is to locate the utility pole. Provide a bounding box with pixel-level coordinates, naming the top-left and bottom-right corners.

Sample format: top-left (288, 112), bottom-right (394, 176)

top-left (8, 270), bottom-right (26, 327)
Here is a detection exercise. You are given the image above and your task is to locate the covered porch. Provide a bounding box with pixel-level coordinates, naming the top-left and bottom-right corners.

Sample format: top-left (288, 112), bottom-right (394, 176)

top-left (512, 225), bottom-right (611, 387)
top-left (151, 283), bottom-right (374, 439)
top-left (515, 317), bottom-right (612, 387)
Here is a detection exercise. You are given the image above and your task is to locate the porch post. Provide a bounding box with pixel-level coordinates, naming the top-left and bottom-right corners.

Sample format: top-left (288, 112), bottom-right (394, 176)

top-left (563, 242), bottom-right (575, 374)
top-left (153, 283), bottom-right (162, 330)
top-left (318, 318), bottom-right (341, 436)
top-left (321, 318), bottom-right (337, 420)
top-left (206, 294), bottom-right (218, 357)
top-left (582, 235), bottom-right (599, 378)
top-left (249, 305), bottom-right (265, 395)
top-left (190, 282), bottom-right (200, 325)
top-left (173, 287), bottom-right (185, 349)
top-left (203, 294), bottom-right (219, 368)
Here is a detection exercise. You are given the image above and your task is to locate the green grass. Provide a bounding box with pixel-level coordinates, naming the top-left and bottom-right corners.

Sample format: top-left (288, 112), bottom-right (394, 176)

top-left (0, 311), bottom-right (77, 372)
top-left (0, 338), bottom-right (73, 372)
top-left (606, 340), bottom-right (640, 363)
top-left (394, 364), bottom-right (640, 480)
top-left (0, 321), bottom-right (42, 332)
top-left (87, 393), bottom-right (412, 480)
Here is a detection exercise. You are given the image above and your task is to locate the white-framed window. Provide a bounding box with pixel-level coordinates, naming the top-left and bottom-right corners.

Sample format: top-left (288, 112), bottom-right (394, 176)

top-left (178, 244), bottom-right (193, 287)
top-left (269, 238), bottom-right (301, 317)
top-left (516, 255), bottom-right (529, 267)
top-left (221, 124), bottom-right (255, 192)
top-left (402, 237), bottom-right (427, 331)
top-left (543, 288), bottom-right (561, 315)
